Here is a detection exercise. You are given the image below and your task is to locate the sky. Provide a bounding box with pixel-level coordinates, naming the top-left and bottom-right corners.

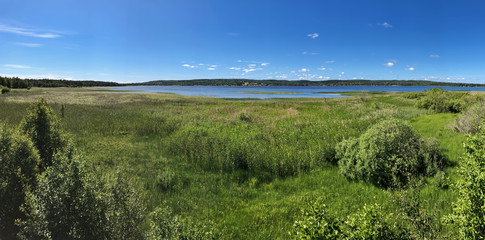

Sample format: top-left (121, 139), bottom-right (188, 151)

top-left (1, 0), bottom-right (485, 83)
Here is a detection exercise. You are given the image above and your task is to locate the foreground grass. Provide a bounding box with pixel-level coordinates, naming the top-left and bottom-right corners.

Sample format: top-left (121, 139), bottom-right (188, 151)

top-left (0, 88), bottom-right (467, 238)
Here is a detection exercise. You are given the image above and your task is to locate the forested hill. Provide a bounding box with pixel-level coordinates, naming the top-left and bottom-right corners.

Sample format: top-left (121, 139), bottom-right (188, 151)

top-left (136, 79), bottom-right (485, 87)
top-left (0, 76), bottom-right (120, 88)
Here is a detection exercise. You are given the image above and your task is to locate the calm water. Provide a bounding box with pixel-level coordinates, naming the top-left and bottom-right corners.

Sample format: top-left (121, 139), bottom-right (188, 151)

top-left (108, 85), bottom-right (485, 99)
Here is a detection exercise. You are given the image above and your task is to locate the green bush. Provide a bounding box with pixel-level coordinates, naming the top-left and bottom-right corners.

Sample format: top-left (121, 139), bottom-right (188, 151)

top-left (21, 98), bottom-right (68, 169)
top-left (0, 125), bottom-right (40, 239)
top-left (336, 119), bottom-right (445, 188)
top-left (148, 205), bottom-right (215, 240)
top-left (17, 148), bottom-right (146, 240)
top-left (445, 125), bottom-right (485, 239)
top-left (291, 199), bottom-right (411, 240)
top-left (415, 88), bottom-right (477, 113)
top-left (1, 86), bottom-right (11, 94)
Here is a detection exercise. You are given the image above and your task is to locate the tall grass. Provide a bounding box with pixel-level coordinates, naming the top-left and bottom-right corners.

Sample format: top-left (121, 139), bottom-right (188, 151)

top-left (0, 88), bottom-right (465, 238)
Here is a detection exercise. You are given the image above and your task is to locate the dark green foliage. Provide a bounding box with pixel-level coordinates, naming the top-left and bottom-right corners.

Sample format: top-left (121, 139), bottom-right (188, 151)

top-left (446, 125), bottom-right (485, 239)
top-left (140, 79), bottom-right (485, 87)
top-left (0, 75), bottom-right (118, 88)
top-left (17, 149), bottom-right (146, 240)
top-left (148, 206), bottom-right (215, 240)
top-left (336, 119), bottom-right (445, 188)
top-left (21, 98), bottom-right (67, 169)
top-left (291, 199), bottom-right (411, 240)
top-left (415, 88), bottom-right (478, 113)
top-left (0, 126), bottom-right (40, 239)
top-left (1, 85), bottom-right (11, 94)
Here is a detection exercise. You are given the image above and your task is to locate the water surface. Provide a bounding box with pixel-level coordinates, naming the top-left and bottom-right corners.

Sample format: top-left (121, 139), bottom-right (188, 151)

top-left (107, 85), bottom-right (485, 99)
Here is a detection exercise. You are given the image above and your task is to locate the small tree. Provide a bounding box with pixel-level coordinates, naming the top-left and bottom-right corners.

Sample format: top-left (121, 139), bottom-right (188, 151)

top-left (446, 125), bottom-right (485, 239)
top-left (0, 125), bottom-right (40, 239)
top-left (21, 98), bottom-right (67, 169)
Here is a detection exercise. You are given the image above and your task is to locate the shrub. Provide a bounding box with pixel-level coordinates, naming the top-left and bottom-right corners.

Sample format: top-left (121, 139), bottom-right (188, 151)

top-left (414, 88), bottom-right (477, 113)
top-left (291, 199), bottom-right (411, 240)
top-left (336, 119), bottom-right (445, 188)
top-left (21, 98), bottom-right (67, 169)
top-left (447, 100), bottom-right (485, 134)
top-left (0, 125), bottom-right (40, 239)
top-left (445, 124), bottom-right (485, 239)
top-left (148, 205), bottom-right (215, 240)
top-left (1, 86), bottom-right (10, 94)
top-left (17, 150), bottom-right (146, 240)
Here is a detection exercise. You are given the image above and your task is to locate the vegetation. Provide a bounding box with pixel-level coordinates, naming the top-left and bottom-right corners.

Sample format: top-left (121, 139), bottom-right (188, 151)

top-left (0, 99), bottom-right (145, 239)
top-left (447, 100), bottom-right (485, 133)
top-left (413, 88), bottom-right (479, 113)
top-left (1, 85), bottom-right (11, 94)
top-left (336, 119), bottom-right (445, 188)
top-left (445, 125), bottom-right (485, 239)
top-left (1, 87), bottom-right (484, 238)
top-left (0, 76), bottom-right (119, 88)
top-left (291, 199), bottom-right (411, 239)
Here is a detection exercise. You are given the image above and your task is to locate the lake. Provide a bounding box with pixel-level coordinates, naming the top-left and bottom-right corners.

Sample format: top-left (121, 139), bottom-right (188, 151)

top-left (108, 85), bottom-right (485, 99)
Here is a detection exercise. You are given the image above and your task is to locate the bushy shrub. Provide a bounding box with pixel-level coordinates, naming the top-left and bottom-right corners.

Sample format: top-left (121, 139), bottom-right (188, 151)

top-left (336, 119), bottom-right (445, 188)
top-left (21, 97), bottom-right (68, 169)
top-left (148, 206), bottom-right (215, 240)
top-left (415, 88), bottom-right (478, 113)
top-left (1, 86), bottom-right (11, 94)
top-left (447, 100), bottom-right (485, 134)
top-left (291, 199), bottom-right (411, 240)
top-left (445, 125), bottom-right (485, 239)
top-left (17, 148), bottom-right (146, 240)
top-left (0, 125), bottom-right (40, 239)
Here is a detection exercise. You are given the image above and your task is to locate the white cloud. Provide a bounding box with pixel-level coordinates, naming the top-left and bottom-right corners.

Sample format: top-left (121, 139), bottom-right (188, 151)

top-left (210, 65), bottom-right (217, 67)
top-left (383, 62), bottom-right (395, 67)
top-left (248, 64), bottom-right (257, 68)
top-left (405, 67), bottom-right (415, 71)
top-left (325, 60), bottom-right (335, 64)
top-left (378, 22), bottom-right (392, 28)
top-left (318, 66), bottom-right (327, 70)
top-left (340, 72), bottom-right (345, 75)
top-left (207, 68), bottom-right (215, 70)
top-left (14, 42), bottom-right (42, 47)
top-left (307, 33), bottom-right (319, 39)
top-left (261, 62), bottom-right (269, 66)
top-left (243, 69), bottom-right (256, 73)
top-left (430, 54), bottom-right (440, 58)
top-left (182, 64), bottom-right (195, 68)
top-left (229, 67), bottom-right (241, 70)
top-left (0, 24), bottom-right (62, 38)
top-left (299, 68), bottom-right (310, 72)
top-left (3, 64), bottom-right (30, 69)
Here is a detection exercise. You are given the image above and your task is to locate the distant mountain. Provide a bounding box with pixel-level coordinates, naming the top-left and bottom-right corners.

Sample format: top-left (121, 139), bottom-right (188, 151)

top-left (134, 79), bottom-right (485, 87)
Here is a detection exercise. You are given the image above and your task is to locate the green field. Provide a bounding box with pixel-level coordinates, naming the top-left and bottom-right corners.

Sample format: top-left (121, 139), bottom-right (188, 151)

top-left (0, 88), bottom-right (478, 239)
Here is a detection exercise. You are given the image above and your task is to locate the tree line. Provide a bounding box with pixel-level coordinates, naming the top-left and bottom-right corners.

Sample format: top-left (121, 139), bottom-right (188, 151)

top-left (137, 79), bottom-right (485, 87)
top-left (0, 76), bottom-right (120, 89)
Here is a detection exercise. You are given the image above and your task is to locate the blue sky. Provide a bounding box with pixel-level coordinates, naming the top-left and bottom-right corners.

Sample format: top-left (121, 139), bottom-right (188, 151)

top-left (1, 0), bottom-right (485, 83)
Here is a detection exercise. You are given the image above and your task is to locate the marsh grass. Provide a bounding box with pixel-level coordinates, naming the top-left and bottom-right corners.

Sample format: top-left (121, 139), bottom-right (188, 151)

top-left (0, 88), bottom-right (467, 238)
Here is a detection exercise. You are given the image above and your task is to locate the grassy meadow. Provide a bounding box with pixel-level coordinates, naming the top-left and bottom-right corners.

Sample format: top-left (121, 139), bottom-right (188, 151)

top-left (0, 87), bottom-right (477, 239)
